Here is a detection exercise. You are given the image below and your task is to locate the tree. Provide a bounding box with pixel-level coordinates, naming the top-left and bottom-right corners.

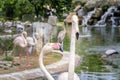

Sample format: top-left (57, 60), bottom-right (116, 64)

top-left (28, 0), bottom-right (73, 19)
top-left (0, 0), bottom-right (73, 20)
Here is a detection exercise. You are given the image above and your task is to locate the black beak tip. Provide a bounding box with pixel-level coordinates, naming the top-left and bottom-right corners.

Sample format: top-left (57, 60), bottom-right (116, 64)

top-left (60, 47), bottom-right (63, 52)
top-left (59, 45), bottom-right (63, 52)
top-left (76, 32), bottom-right (79, 40)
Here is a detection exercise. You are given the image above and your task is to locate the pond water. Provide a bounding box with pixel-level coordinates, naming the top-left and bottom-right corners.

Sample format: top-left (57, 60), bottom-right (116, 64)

top-left (75, 26), bottom-right (120, 80)
top-left (34, 26), bottom-right (120, 80)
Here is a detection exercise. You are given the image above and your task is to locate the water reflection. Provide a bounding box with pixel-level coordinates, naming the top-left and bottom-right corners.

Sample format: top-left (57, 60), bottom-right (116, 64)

top-left (78, 25), bottom-right (120, 80)
top-left (34, 26), bottom-right (120, 80)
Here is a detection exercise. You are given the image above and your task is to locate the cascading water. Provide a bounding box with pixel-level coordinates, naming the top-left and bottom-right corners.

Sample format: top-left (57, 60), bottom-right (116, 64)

top-left (95, 6), bottom-right (118, 27)
top-left (82, 8), bottom-right (96, 26)
top-left (79, 8), bottom-right (96, 35)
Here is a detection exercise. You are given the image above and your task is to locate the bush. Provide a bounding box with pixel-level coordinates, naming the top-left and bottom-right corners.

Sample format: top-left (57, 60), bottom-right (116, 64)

top-left (0, 38), bottom-right (13, 56)
top-left (3, 56), bottom-right (13, 61)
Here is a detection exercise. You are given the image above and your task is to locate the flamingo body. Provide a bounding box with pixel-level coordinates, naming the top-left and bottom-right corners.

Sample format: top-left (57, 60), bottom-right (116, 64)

top-left (26, 33), bottom-right (38, 54)
top-left (57, 30), bottom-right (66, 44)
top-left (13, 31), bottom-right (31, 68)
top-left (57, 26), bottom-right (66, 43)
top-left (100, 49), bottom-right (119, 60)
top-left (13, 32), bottom-right (27, 48)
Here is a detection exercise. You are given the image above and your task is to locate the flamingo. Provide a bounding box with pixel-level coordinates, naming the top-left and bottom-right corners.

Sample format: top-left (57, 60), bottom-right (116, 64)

top-left (13, 31), bottom-right (29, 69)
top-left (100, 49), bottom-right (119, 60)
top-left (57, 26), bottom-right (66, 44)
top-left (27, 33), bottom-right (39, 54)
top-left (58, 12), bottom-right (80, 80)
top-left (38, 12), bottom-right (80, 80)
top-left (57, 26), bottom-right (66, 51)
top-left (39, 43), bottom-right (63, 80)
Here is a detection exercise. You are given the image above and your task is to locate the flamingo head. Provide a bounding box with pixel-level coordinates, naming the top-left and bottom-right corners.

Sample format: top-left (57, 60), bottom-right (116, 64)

top-left (100, 55), bottom-right (107, 60)
top-left (43, 43), bottom-right (63, 52)
top-left (22, 31), bottom-right (27, 39)
top-left (52, 43), bottom-right (63, 52)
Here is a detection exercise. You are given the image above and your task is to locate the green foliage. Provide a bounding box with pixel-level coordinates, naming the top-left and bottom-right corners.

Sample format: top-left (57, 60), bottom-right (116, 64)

top-left (51, 26), bottom-right (63, 42)
top-left (15, 0), bottom-right (34, 19)
top-left (0, 0), bottom-right (73, 20)
top-left (0, 38), bottom-right (13, 56)
top-left (0, 0), bottom-right (34, 20)
top-left (3, 56), bottom-right (13, 61)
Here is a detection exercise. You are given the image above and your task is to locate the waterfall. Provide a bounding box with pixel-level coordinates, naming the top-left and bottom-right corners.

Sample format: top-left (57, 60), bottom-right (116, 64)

top-left (95, 6), bottom-right (118, 27)
top-left (80, 8), bottom-right (96, 35)
top-left (82, 8), bottom-right (96, 25)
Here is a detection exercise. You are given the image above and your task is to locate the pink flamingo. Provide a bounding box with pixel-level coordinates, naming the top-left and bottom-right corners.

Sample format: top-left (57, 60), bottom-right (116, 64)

top-left (57, 26), bottom-right (66, 44)
top-left (13, 31), bottom-right (30, 69)
top-left (57, 26), bottom-right (66, 51)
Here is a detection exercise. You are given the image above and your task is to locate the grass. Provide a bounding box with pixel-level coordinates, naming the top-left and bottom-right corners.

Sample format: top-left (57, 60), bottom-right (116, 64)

top-left (0, 52), bottom-right (62, 74)
top-left (43, 52), bottom-right (62, 65)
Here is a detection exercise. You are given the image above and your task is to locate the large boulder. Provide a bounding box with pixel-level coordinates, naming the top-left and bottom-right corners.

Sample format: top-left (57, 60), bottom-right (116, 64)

top-left (32, 22), bottom-right (53, 54)
top-left (48, 15), bottom-right (58, 26)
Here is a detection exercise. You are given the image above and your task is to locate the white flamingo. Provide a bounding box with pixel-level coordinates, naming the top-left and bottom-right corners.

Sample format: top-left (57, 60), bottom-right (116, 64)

top-left (39, 43), bottom-right (63, 80)
top-left (27, 33), bottom-right (39, 54)
top-left (58, 12), bottom-right (80, 80)
top-left (13, 31), bottom-right (29, 69)
top-left (38, 12), bottom-right (80, 80)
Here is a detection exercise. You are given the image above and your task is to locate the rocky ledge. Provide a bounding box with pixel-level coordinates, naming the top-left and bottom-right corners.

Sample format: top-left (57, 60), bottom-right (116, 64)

top-left (0, 51), bottom-right (81, 80)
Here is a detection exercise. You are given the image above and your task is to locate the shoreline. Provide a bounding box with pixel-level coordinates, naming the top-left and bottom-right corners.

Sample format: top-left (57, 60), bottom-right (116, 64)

top-left (0, 51), bottom-right (81, 80)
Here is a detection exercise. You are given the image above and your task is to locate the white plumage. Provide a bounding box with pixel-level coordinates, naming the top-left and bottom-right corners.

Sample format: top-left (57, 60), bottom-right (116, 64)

top-left (27, 33), bottom-right (38, 54)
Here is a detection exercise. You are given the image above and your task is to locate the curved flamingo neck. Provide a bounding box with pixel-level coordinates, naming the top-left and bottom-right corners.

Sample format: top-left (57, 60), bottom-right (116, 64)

top-left (63, 26), bottom-right (66, 33)
top-left (39, 48), bottom-right (54, 80)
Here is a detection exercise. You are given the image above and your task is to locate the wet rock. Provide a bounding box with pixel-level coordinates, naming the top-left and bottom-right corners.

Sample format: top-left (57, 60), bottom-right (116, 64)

top-left (113, 11), bottom-right (120, 17)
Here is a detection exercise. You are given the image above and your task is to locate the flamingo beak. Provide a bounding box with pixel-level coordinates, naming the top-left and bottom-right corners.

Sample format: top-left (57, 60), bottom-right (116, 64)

top-left (76, 32), bottom-right (79, 40)
top-left (59, 44), bottom-right (63, 52)
top-left (52, 43), bottom-right (63, 52)
top-left (100, 55), bottom-right (106, 60)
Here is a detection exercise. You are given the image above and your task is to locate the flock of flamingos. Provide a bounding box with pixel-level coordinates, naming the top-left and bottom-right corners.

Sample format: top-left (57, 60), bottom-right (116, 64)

top-left (12, 10), bottom-right (119, 80)
top-left (13, 12), bottom-right (80, 80)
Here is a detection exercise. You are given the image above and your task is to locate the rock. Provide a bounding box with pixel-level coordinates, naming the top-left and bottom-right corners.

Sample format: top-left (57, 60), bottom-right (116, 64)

top-left (48, 16), bottom-right (58, 26)
top-left (84, 0), bottom-right (96, 12)
top-left (113, 11), bottom-right (120, 17)
top-left (32, 22), bottom-right (53, 54)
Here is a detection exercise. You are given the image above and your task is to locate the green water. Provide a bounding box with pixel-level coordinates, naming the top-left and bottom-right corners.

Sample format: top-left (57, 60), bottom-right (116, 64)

top-left (75, 26), bottom-right (120, 78)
